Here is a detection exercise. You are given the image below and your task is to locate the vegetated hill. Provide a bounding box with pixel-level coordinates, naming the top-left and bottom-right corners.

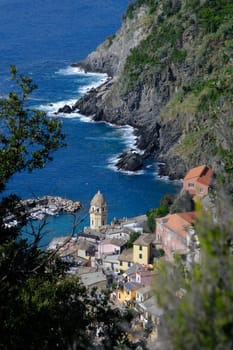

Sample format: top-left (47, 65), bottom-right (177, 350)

top-left (73, 0), bottom-right (233, 195)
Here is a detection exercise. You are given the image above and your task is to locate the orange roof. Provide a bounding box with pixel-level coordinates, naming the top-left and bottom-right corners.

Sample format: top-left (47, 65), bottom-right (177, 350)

top-left (184, 165), bottom-right (207, 181)
top-left (196, 168), bottom-right (213, 186)
top-left (158, 212), bottom-right (196, 239)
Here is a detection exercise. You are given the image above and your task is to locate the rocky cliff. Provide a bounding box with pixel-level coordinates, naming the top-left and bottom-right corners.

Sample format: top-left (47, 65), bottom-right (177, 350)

top-left (68, 0), bottom-right (233, 192)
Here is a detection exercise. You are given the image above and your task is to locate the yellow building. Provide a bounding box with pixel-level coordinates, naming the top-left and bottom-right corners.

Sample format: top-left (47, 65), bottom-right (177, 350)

top-left (118, 248), bottom-right (134, 272)
top-left (117, 281), bottom-right (141, 304)
top-left (133, 234), bottom-right (155, 265)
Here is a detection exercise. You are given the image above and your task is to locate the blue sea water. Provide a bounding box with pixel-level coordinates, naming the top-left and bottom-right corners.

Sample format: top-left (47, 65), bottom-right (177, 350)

top-left (0, 0), bottom-right (181, 245)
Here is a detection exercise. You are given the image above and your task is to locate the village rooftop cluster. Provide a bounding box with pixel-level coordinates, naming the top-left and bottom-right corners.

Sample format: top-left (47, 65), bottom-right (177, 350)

top-left (47, 165), bottom-right (213, 344)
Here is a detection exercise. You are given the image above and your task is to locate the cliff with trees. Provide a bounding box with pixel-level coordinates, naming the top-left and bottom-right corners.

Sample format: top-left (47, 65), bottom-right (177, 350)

top-left (71, 0), bottom-right (233, 198)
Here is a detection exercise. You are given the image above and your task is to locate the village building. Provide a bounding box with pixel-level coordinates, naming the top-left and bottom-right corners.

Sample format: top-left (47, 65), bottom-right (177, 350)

top-left (89, 190), bottom-right (108, 230)
top-left (102, 254), bottom-right (120, 273)
top-left (133, 233), bottom-right (155, 265)
top-left (136, 285), bottom-right (153, 303)
top-left (97, 237), bottom-right (127, 258)
top-left (183, 164), bottom-right (213, 198)
top-left (117, 281), bottom-right (142, 304)
top-left (135, 295), bottom-right (164, 344)
top-left (76, 240), bottom-right (97, 260)
top-left (105, 229), bottom-right (130, 241)
top-left (155, 211), bottom-right (196, 261)
top-left (118, 248), bottom-right (134, 271)
top-left (79, 270), bottom-right (107, 290)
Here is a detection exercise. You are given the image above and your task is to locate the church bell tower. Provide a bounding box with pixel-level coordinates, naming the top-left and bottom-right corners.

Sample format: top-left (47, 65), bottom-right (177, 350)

top-left (89, 190), bottom-right (108, 230)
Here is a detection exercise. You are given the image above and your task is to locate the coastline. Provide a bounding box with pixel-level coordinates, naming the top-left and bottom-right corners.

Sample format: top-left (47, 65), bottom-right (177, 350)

top-left (54, 69), bottom-right (147, 173)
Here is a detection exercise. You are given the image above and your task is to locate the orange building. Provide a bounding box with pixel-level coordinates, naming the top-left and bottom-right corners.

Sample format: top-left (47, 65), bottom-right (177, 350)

top-left (117, 281), bottom-right (141, 304)
top-left (156, 212), bottom-right (196, 261)
top-left (183, 165), bottom-right (213, 197)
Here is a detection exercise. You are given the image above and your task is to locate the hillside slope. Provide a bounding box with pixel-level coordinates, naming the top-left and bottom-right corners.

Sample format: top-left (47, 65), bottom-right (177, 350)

top-left (72, 0), bottom-right (233, 193)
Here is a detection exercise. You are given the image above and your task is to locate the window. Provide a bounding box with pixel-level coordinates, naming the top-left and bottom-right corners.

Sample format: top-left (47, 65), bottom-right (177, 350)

top-left (128, 262), bottom-right (131, 267)
top-left (118, 293), bottom-right (121, 299)
top-left (188, 182), bottom-right (194, 188)
top-left (139, 245), bottom-right (142, 251)
top-left (199, 187), bottom-right (204, 193)
top-left (120, 261), bottom-right (123, 266)
top-left (139, 253), bottom-right (142, 259)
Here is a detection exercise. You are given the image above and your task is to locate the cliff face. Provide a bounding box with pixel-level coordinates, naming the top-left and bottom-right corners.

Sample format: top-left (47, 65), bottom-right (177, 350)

top-left (71, 0), bottom-right (233, 189)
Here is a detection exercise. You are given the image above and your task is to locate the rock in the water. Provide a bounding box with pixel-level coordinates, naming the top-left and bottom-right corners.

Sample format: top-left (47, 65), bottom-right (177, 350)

top-left (56, 104), bottom-right (72, 114)
top-left (116, 151), bottom-right (143, 172)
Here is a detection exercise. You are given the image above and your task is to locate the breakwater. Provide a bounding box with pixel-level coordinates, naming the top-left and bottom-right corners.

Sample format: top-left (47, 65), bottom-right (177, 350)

top-left (21, 196), bottom-right (82, 220)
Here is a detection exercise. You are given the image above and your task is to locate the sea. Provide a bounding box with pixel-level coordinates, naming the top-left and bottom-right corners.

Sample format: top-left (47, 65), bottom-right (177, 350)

top-left (0, 0), bottom-right (181, 246)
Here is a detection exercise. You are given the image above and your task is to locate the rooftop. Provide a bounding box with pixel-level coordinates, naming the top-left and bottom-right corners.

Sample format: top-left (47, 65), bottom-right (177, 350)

top-left (157, 212), bottom-right (196, 239)
top-left (118, 248), bottom-right (133, 262)
top-left (184, 164), bottom-right (213, 187)
top-left (90, 190), bottom-right (107, 207)
top-left (80, 271), bottom-right (107, 288)
top-left (133, 233), bottom-right (155, 246)
top-left (100, 237), bottom-right (127, 247)
top-left (184, 165), bottom-right (207, 180)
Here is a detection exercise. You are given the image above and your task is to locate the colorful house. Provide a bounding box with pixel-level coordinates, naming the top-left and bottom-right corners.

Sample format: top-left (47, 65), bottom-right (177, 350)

top-left (183, 165), bottom-right (213, 197)
top-left (156, 212), bottom-right (196, 261)
top-left (118, 248), bottom-right (134, 271)
top-left (97, 237), bottom-right (126, 258)
top-left (125, 264), bottom-right (156, 286)
top-left (133, 234), bottom-right (155, 265)
top-left (136, 285), bottom-right (153, 303)
top-left (117, 281), bottom-right (142, 304)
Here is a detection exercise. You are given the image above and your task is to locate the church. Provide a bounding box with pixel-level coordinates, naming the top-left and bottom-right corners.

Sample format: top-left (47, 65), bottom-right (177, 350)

top-left (89, 190), bottom-right (108, 230)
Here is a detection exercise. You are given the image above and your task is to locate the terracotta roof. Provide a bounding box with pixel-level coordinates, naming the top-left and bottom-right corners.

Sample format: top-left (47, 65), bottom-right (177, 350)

top-left (157, 211), bottom-right (196, 239)
top-left (184, 165), bottom-right (207, 180)
top-left (196, 167), bottom-right (213, 186)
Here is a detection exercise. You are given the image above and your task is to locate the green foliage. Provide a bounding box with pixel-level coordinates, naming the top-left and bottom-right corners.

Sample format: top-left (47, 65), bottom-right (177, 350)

top-left (0, 223), bottom-right (136, 349)
top-left (0, 68), bottom-right (137, 349)
top-left (171, 48), bottom-right (187, 63)
top-left (154, 208), bottom-right (233, 349)
top-left (122, 2), bottom-right (185, 91)
top-left (170, 191), bottom-right (195, 214)
top-left (125, 0), bottom-right (158, 19)
top-left (127, 231), bottom-right (141, 248)
top-left (147, 194), bottom-right (174, 232)
top-left (0, 66), bottom-right (66, 192)
top-left (198, 0), bottom-right (233, 34)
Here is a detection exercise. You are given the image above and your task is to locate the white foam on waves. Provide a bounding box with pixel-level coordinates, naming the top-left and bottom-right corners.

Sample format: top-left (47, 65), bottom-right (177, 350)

top-left (56, 65), bottom-right (108, 80)
top-left (107, 154), bottom-right (145, 176)
top-left (106, 125), bottom-right (145, 175)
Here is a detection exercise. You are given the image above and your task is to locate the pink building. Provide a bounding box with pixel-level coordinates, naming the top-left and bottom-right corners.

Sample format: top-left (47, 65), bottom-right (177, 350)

top-left (183, 165), bottom-right (213, 197)
top-left (156, 212), bottom-right (196, 261)
top-left (97, 238), bottom-right (126, 258)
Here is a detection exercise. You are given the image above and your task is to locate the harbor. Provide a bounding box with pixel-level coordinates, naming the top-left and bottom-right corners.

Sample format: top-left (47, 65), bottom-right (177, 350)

top-left (3, 196), bottom-right (81, 228)
top-left (22, 196), bottom-right (82, 220)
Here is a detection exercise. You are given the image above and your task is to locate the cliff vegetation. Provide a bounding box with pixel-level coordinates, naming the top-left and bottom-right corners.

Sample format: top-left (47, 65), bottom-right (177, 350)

top-left (73, 0), bottom-right (233, 198)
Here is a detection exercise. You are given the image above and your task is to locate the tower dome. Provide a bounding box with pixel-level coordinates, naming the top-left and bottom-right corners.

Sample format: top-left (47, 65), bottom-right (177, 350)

top-left (90, 190), bottom-right (106, 207)
top-left (89, 191), bottom-right (108, 230)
